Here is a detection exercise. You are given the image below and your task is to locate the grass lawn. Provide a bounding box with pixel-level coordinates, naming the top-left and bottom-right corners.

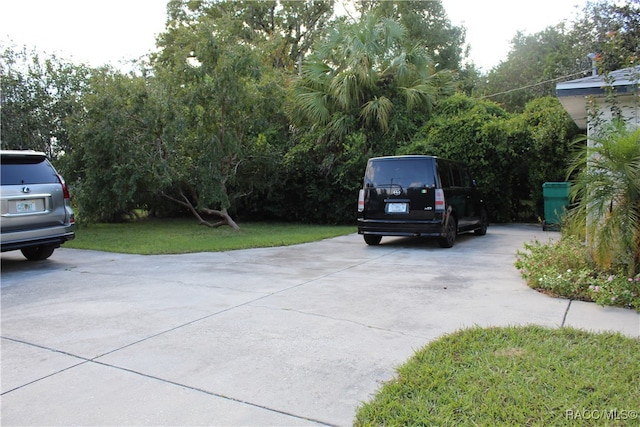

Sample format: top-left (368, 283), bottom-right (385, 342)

top-left (66, 218), bottom-right (356, 254)
top-left (355, 325), bottom-right (640, 426)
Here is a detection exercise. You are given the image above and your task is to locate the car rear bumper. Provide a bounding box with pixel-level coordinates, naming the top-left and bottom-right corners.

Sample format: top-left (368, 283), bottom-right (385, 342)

top-left (357, 219), bottom-right (445, 237)
top-left (1, 225), bottom-right (75, 252)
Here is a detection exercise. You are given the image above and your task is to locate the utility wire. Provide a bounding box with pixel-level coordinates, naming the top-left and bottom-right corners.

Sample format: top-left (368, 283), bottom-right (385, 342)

top-left (478, 69), bottom-right (590, 99)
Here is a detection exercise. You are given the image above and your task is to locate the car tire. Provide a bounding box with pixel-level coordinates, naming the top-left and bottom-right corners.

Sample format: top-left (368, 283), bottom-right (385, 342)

top-left (474, 209), bottom-right (488, 236)
top-left (364, 235), bottom-right (382, 246)
top-left (439, 217), bottom-right (457, 248)
top-left (20, 245), bottom-right (56, 261)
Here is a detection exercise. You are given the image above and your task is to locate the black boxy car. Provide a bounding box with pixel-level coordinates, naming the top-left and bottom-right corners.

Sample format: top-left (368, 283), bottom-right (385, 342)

top-left (1, 150), bottom-right (75, 260)
top-left (357, 155), bottom-right (487, 248)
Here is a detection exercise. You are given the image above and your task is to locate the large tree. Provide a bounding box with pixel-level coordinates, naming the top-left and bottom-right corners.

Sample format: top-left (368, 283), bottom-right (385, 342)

top-left (482, 25), bottom-right (582, 112)
top-left (570, 0), bottom-right (640, 72)
top-left (165, 0), bottom-right (334, 72)
top-left (290, 12), bottom-right (454, 153)
top-left (355, 0), bottom-right (467, 72)
top-left (0, 45), bottom-right (90, 159)
top-left (154, 7), bottom-right (288, 228)
top-left (63, 68), bottom-right (165, 222)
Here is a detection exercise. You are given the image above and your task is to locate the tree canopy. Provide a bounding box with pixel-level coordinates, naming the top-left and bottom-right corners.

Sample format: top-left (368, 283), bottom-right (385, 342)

top-left (355, 0), bottom-right (467, 72)
top-left (290, 11), bottom-right (454, 149)
top-left (0, 46), bottom-right (90, 158)
top-left (2, 0), bottom-right (633, 227)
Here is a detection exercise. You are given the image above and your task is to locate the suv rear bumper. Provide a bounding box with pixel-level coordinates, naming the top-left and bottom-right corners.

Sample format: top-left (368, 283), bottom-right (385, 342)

top-left (357, 219), bottom-right (445, 237)
top-left (1, 226), bottom-right (75, 252)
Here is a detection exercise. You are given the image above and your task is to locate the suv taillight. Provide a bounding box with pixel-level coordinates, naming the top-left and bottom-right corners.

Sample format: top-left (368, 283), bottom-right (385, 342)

top-left (57, 174), bottom-right (71, 199)
top-left (357, 189), bottom-right (365, 212)
top-left (57, 174), bottom-right (75, 224)
top-left (435, 189), bottom-right (445, 211)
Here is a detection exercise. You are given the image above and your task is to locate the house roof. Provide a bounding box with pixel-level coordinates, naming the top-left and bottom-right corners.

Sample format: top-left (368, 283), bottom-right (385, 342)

top-left (556, 65), bottom-right (640, 129)
top-left (556, 65), bottom-right (640, 96)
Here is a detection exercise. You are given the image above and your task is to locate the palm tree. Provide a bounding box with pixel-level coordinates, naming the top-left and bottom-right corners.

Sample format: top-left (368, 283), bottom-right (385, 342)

top-left (566, 120), bottom-right (640, 276)
top-left (289, 12), bottom-right (454, 150)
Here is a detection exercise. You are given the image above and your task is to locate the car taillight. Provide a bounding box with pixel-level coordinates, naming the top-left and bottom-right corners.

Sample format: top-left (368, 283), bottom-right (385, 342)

top-left (57, 173), bottom-right (75, 224)
top-left (57, 173), bottom-right (71, 199)
top-left (358, 189), bottom-right (365, 212)
top-left (435, 188), bottom-right (445, 211)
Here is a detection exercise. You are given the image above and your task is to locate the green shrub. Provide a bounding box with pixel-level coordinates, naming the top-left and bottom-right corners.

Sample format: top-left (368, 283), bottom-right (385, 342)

top-left (515, 236), bottom-right (640, 311)
top-left (401, 95), bottom-right (579, 223)
top-left (588, 273), bottom-right (640, 309)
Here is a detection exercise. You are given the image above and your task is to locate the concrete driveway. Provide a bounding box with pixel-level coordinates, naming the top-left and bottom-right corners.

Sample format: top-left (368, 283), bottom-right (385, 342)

top-left (1, 224), bottom-right (638, 426)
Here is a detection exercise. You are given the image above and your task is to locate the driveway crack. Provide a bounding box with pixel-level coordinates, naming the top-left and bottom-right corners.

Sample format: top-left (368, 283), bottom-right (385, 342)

top-left (252, 305), bottom-right (432, 340)
top-left (561, 299), bottom-right (573, 327)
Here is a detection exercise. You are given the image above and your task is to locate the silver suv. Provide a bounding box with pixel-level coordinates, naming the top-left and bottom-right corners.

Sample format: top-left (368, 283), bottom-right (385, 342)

top-left (1, 150), bottom-right (75, 260)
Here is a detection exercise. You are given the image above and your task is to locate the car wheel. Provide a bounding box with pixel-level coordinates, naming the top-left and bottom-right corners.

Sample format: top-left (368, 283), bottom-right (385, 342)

top-left (364, 235), bottom-right (382, 246)
top-left (439, 217), bottom-right (457, 248)
top-left (474, 209), bottom-right (488, 236)
top-left (20, 245), bottom-right (56, 261)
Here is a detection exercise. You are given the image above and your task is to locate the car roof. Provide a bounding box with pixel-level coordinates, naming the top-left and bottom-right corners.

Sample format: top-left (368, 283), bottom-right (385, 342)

top-left (1, 150), bottom-right (47, 159)
top-left (369, 155), bottom-right (438, 160)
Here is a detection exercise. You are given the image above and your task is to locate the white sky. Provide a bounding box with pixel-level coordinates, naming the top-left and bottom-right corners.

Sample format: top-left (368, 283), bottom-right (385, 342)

top-left (1, 0), bottom-right (587, 72)
top-left (0, 0), bottom-right (167, 69)
top-left (442, 0), bottom-right (586, 70)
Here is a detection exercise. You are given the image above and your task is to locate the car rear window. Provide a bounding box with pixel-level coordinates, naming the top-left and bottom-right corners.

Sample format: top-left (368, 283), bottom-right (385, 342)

top-left (1, 156), bottom-right (58, 185)
top-left (365, 158), bottom-right (436, 188)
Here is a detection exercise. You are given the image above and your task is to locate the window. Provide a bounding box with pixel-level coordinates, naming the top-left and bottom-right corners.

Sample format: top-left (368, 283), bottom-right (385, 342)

top-left (366, 158), bottom-right (436, 188)
top-left (1, 158), bottom-right (58, 185)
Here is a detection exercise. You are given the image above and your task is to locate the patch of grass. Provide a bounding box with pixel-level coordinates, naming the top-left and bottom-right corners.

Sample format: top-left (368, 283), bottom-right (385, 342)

top-left (355, 325), bottom-right (640, 426)
top-left (67, 218), bottom-right (355, 254)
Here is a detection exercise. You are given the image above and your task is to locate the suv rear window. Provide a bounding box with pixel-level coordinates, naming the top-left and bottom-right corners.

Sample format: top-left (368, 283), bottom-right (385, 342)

top-left (365, 158), bottom-right (436, 188)
top-left (1, 156), bottom-right (58, 185)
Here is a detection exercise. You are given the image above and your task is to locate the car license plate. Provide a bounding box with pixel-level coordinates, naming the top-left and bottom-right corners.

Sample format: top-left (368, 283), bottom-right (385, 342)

top-left (16, 200), bottom-right (38, 213)
top-left (386, 202), bottom-right (408, 213)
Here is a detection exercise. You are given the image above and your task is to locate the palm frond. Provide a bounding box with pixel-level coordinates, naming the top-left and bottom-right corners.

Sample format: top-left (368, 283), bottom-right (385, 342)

top-left (400, 83), bottom-right (438, 112)
top-left (329, 71), bottom-right (362, 111)
top-left (294, 90), bottom-right (331, 125)
top-left (360, 96), bottom-right (393, 133)
top-left (566, 121), bottom-right (640, 275)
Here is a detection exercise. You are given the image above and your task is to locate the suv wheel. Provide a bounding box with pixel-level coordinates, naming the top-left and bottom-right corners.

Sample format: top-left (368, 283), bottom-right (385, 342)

top-left (474, 209), bottom-right (488, 236)
top-left (439, 217), bottom-right (457, 248)
top-left (364, 235), bottom-right (382, 246)
top-left (20, 245), bottom-right (56, 261)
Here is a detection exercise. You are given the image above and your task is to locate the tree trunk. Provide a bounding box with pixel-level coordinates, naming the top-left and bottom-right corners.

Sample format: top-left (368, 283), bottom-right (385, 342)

top-left (162, 191), bottom-right (240, 230)
top-left (200, 207), bottom-right (240, 230)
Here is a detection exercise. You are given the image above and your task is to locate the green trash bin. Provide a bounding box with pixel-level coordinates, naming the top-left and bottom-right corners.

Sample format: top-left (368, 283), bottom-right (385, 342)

top-left (542, 182), bottom-right (571, 230)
